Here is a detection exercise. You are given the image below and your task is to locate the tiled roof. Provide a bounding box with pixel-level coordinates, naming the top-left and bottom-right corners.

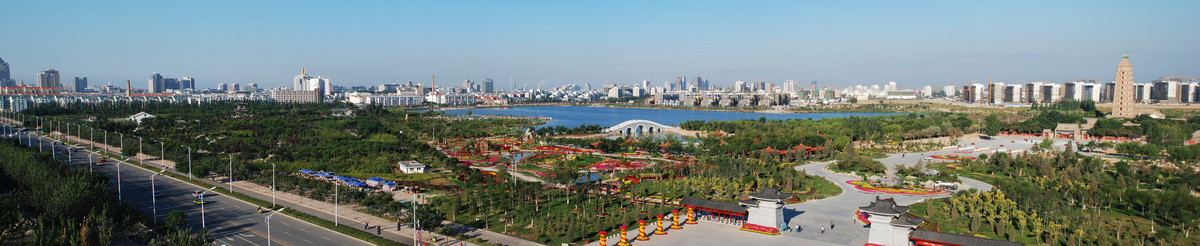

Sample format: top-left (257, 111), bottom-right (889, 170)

top-left (680, 197), bottom-right (747, 214)
top-left (890, 213), bottom-right (925, 227)
top-left (859, 196), bottom-right (909, 215)
top-left (748, 187), bottom-right (792, 201)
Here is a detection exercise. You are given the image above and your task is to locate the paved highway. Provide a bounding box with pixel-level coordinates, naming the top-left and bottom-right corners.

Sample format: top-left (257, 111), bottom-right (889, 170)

top-left (2, 124), bottom-right (373, 246)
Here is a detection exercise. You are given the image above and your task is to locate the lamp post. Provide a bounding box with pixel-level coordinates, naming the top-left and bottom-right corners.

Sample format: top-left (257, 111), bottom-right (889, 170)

top-left (115, 133), bottom-right (123, 201)
top-left (265, 207), bottom-right (287, 246)
top-left (267, 161), bottom-right (277, 208)
top-left (181, 145), bottom-right (193, 180)
top-left (228, 154), bottom-right (234, 192)
top-left (158, 141), bottom-right (164, 165)
top-left (334, 183), bottom-right (338, 225)
top-left (151, 169), bottom-right (165, 224)
top-left (117, 132), bottom-right (124, 156)
top-left (199, 186), bottom-right (216, 228)
top-left (137, 136), bottom-right (143, 165)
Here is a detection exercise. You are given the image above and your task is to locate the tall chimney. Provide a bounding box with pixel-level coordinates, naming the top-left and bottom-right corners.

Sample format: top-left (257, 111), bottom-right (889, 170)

top-left (126, 80), bottom-right (132, 97)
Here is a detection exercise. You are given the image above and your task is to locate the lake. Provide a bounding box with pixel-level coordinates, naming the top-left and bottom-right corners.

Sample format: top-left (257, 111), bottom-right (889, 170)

top-left (444, 106), bottom-right (898, 128)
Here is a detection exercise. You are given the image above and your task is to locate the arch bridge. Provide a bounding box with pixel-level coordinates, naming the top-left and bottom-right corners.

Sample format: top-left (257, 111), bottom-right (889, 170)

top-left (604, 119), bottom-right (685, 136)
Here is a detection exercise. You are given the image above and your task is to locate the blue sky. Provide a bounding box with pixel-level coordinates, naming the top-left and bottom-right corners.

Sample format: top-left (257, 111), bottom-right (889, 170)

top-left (2, 0), bottom-right (1198, 89)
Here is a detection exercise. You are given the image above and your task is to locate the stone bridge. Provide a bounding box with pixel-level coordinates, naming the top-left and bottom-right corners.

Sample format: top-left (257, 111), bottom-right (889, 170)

top-left (603, 119), bottom-right (703, 137)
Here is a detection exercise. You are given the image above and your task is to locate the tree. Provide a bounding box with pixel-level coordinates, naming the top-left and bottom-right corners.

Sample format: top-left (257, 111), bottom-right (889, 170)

top-left (414, 204), bottom-right (446, 230)
top-left (121, 142), bottom-right (137, 156)
top-left (165, 210), bottom-right (187, 229)
top-left (984, 115), bottom-right (1002, 136)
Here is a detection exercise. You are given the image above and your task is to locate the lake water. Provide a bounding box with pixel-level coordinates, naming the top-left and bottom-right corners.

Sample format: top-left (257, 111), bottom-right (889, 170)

top-left (444, 106), bottom-right (897, 128)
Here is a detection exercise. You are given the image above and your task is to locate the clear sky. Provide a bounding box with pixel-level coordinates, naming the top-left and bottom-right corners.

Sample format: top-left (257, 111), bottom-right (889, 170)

top-left (2, 0), bottom-right (1198, 89)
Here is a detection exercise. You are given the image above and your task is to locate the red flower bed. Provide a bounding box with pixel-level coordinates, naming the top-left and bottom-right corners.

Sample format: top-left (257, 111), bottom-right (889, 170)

top-left (739, 223), bottom-right (780, 235)
top-left (533, 145), bottom-right (588, 153)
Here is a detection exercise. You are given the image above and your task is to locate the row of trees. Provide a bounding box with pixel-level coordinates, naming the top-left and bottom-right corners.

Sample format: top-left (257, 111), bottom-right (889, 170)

top-left (0, 139), bottom-right (211, 245)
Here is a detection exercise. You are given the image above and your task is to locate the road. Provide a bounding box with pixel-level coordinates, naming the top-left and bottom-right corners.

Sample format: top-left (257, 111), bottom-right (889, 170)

top-left (2, 125), bottom-right (373, 246)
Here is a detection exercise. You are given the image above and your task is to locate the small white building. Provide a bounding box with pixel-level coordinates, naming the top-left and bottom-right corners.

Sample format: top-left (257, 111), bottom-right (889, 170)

top-left (739, 187), bottom-right (792, 231)
top-left (129, 112), bottom-right (156, 124)
top-left (397, 161), bottom-right (426, 174)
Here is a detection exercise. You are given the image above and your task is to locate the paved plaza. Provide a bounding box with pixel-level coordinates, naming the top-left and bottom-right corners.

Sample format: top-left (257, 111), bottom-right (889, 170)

top-left (622, 135), bottom-right (1050, 246)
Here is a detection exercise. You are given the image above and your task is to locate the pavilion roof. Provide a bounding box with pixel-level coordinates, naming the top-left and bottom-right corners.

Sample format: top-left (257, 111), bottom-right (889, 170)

top-left (748, 187), bottom-right (792, 201)
top-left (859, 196), bottom-right (909, 215)
top-left (890, 213), bottom-right (925, 227)
top-left (680, 197), bottom-right (747, 215)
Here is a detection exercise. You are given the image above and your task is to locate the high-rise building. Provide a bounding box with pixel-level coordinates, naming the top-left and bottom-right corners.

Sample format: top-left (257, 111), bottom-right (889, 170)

top-left (693, 76), bottom-right (707, 90)
top-left (148, 73), bottom-right (194, 93)
top-left (38, 69), bottom-right (61, 91)
top-left (149, 73), bottom-right (164, 93)
top-left (230, 83), bottom-right (241, 92)
top-left (292, 69), bottom-right (332, 96)
top-left (463, 79), bottom-right (474, 93)
top-left (74, 77), bottom-right (87, 92)
top-left (0, 57), bottom-right (11, 87)
top-left (1112, 55), bottom-right (1137, 118)
top-left (217, 83), bottom-right (228, 92)
top-left (483, 78), bottom-right (494, 93)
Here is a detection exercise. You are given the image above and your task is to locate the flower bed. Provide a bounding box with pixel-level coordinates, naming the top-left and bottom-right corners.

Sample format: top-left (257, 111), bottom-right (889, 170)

top-left (930, 154), bottom-right (976, 161)
top-left (739, 223), bottom-right (780, 235)
top-left (533, 145), bottom-right (589, 153)
top-left (846, 181), bottom-right (949, 195)
top-left (854, 209), bottom-right (871, 225)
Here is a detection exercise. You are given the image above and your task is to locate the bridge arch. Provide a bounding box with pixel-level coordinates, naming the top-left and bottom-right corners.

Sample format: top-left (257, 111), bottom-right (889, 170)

top-left (605, 119), bottom-right (677, 136)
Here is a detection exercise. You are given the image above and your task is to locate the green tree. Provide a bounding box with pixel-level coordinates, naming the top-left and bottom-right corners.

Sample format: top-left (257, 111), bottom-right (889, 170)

top-left (165, 210), bottom-right (188, 229)
top-left (984, 115), bottom-right (1002, 136)
top-left (121, 142), bottom-right (137, 156)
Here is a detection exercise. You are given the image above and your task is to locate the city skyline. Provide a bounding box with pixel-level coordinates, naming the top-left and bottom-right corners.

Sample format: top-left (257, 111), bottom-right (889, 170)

top-left (2, 1), bottom-right (1198, 89)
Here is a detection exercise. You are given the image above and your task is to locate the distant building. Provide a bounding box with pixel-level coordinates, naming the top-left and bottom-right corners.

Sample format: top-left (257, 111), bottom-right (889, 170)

top-left (73, 77), bottom-right (87, 92)
top-left (230, 83), bottom-right (241, 92)
top-left (217, 83), bottom-right (228, 92)
top-left (0, 57), bottom-right (11, 87)
top-left (270, 88), bottom-right (324, 103)
top-left (38, 69), bottom-right (61, 91)
top-left (425, 93), bottom-right (475, 105)
top-left (148, 73), bottom-right (195, 93)
top-left (483, 78), bottom-right (494, 93)
top-left (397, 161), bottom-right (425, 174)
top-left (293, 69), bottom-right (332, 96)
top-left (1112, 54), bottom-right (1138, 118)
top-left (346, 92), bottom-right (424, 106)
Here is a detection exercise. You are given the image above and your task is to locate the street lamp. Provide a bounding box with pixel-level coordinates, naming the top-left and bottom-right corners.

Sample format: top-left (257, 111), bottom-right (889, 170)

top-left (181, 145), bottom-right (193, 180)
top-left (265, 207), bottom-right (287, 246)
top-left (199, 186), bottom-right (216, 228)
top-left (137, 136), bottom-right (143, 165)
top-left (266, 161), bottom-right (277, 208)
top-left (151, 169), bottom-right (165, 224)
top-left (334, 183), bottom-right (338, 225)
top-left (228, 154), bottom-right (234, 192)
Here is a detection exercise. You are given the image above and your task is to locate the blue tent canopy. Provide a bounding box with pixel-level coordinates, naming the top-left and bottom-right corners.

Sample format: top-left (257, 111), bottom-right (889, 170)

top-left (367, 177), bottom-right (386, 182)
top-left (384, 181), bottom-right (397, 186)
top-left (347, 181), bottom-right (368, 187)
top-left (315, 172), bottom-right (334, 178)
top-left (298, 169), bottom-right (315, 174)
top-left (335, 176), bottom-right (358, 182)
